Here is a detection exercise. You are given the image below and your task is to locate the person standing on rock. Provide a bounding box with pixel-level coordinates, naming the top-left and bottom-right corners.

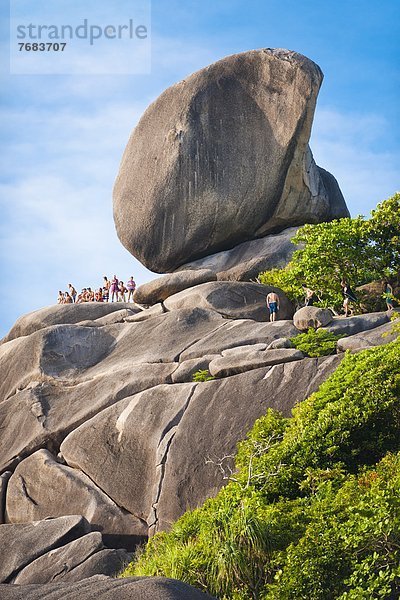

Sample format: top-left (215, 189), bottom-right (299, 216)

top-left (118, 281), bottom-right (128, 302)
top-left (127, 276), bottom-right (136, 302)
top-left (103, 276), bottom-right (110, 302)
top-left (302, 284), bottom-right (316, 306)
top-left (383, 281), bottom-right (394, 311)
top-left (110, 275), bottom-right (119, 302)
top-left (341, 280), bottom-right (358, 317)
top-left (68, 283), bottom-right (77, 303)
top-left (266, 291), bottom-right (280, 322)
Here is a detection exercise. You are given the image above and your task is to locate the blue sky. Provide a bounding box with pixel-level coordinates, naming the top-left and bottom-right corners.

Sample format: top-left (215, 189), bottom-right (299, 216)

top-left (0, 0), bottom-right (399, 337)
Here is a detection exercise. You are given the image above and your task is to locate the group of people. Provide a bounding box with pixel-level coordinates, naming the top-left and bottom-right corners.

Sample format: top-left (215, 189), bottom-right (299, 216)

top-left (57, 276), bottom-right (137, 305)
top-left (301, 281), bottom-right (359, 317)
top-left (265, 279), bottom-right (395, 322)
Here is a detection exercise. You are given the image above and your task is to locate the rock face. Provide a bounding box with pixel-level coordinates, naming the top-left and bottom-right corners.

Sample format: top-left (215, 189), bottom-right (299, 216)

top-left (171, 355), bottom-right (219, 384)
top-left (175, 227), bottom-right (300, 281)
top-left (208, 348), bottom-right (304, 378)
top-left (12, 532), bottom-right (130, 584)
top-left (178, 319), bottom-right (298, 360)
top-left (154, 356), bottom-right (343, 531)
top-left (0, 471), bottom-right (11, 524)
top-left (1, 300), bottom-right (396, 591)
top-left (134, 269), bottom-right (217, 305)
top-left (113, 49), bottom-right (348, 273)
top-left (324, 311), bottom-right (390, 336)
top-left (0, 326), bottom-right (177, 473)
top-left (163, 282), bottom-right (294, 321)
top-left (0, 515), bottom-right (89, 583)
top-left (0, 577), bottom-right (216, 600)
top-left (1, 303), bottom-right (140, 344)
top-left (60, 384), bottom-right (198, 529)
top-left (5, 450), bottom-right (147, 548)
top-left (336, 320), bottom-right (397, 353)
top-left (59, 357), bottom-right (341, 534)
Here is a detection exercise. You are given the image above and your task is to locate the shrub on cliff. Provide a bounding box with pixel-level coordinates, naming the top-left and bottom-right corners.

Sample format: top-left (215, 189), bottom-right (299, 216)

top-left (290, 328), bottom-right (344, 357)
top-left (122, 338), bottom-right (400, 599)
top-left (192, 369), bottom-right (215, 382)
top-left (259, 192), bottom-right (400, 312)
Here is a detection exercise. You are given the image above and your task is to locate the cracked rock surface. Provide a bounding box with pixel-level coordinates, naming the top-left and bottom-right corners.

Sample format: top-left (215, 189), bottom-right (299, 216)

top-left (174, 227), bottom-right (300, 281)
top-left (12, 532), bottom-right (131, 584)
top-left (5, 450), bottom-right (147, 546)
top-left (60, 384), bottom-right (198, 527)
top-left (1, 299), bottom-right (395, 588)
top-left (0, 515), bottom-right (90, 583)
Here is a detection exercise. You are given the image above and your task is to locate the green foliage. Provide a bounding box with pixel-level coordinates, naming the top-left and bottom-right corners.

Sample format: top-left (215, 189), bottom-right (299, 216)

top-left (391, 313), bottom-right (400, 334)
top-left (266, 453), bottom-right (400, 599)
top-left (192, 369), bottom-right (215, 382)
top-left (290, 328), bottom-right (344, 357)
top-left (122, 338), bottom-right (400, 599)
top-left (368, 192), bottom-right (400, 278)
top-left (125, 489), bottom-right (274, 598)
top-left (259, 193), bottom-right (400, 312)
top-left (235, 339), bottom-right (400, 500)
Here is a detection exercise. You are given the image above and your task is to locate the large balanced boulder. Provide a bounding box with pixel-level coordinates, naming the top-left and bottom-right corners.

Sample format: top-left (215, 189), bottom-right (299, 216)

top-left (113, 49), bottom-right (348, 272)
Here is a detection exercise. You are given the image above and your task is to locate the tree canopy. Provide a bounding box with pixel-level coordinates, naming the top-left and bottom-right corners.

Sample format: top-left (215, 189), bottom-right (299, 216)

top-left (258, 192), bottom-right (400, 311)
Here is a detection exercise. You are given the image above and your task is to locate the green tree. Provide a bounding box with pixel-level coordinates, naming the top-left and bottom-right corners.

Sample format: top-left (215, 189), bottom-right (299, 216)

top-left (259, 193), bottom-right (400, 312)
top-left (368, 192), bottom-right (400, 280)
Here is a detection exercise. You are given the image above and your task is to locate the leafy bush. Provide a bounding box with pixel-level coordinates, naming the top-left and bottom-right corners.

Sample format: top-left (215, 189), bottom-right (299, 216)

top-left (259, 193), bottom-right (400, 312)
top-left (290, 328), bottom-right (344, 357)
top-left (390, 313), bottom-right (400, 335)
top-left (368, 192), bottom-right (400, 278)
top-left (266, 453), bottom-right (400, 599)
top-left (122, 338), bottom-right (400, 598)
top-left (192, 369), bottom-right (215, 382)
top-left (236, 339), bottom-right (400, 500)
